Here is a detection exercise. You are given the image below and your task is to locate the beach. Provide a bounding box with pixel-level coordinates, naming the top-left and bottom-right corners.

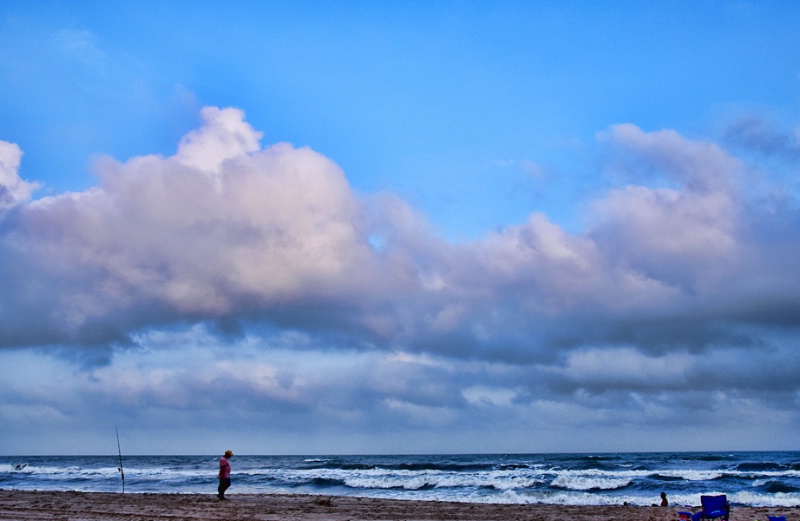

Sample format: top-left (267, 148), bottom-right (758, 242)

top-left (0, 491), bottom-right (795, 521)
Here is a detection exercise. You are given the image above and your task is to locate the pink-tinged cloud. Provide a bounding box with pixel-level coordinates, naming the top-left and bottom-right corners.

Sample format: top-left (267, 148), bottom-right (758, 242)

top-left (591, 124), bottom-right (742, 292)
top-left (1, 107), bottom-right (799, 363)
top-left (0, 140), bottom-right (38, 209)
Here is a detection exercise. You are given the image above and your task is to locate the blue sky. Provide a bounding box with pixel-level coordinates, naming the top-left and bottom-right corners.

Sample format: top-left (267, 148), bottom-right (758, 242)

top-left (1, 1), bottom-right (799, 455)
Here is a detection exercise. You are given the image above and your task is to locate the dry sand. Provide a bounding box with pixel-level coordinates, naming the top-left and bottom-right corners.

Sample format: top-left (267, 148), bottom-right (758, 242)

top-left (0, 490), bottom-right (795, 521)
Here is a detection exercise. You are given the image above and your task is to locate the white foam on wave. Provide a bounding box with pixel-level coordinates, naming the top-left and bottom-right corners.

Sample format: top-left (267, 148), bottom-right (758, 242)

top-left (729, 490), bottom-right (800, 507)
top-left (550, 474), bottom-right (632, 491)
top-left (546, 468), bottom-right (645, 491)
top-left (0, 463), bottom-right (212, 483)
top-left (2, 464), bottom-right (119, 477)
top-left (485, 489), bottom-right (634, 506)
top-left (651, 469), bottom-right (725, 481)
top-left (289, 466), bottom-right (546, 491)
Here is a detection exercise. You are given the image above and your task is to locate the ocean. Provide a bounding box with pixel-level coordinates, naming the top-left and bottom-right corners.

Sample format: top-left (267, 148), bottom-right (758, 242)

top-left (1, 452), bottom-right (798, 507)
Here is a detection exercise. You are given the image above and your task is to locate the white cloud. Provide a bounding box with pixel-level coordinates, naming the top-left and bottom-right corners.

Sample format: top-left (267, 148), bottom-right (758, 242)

top-left (0, 140), bottom-right (38, 209)
top-left (555, 347), bottom-right (693, 390)
top-left (2, 109), bottom-right (798, 359)
top-left (591, 125), bottom-right (742, 292)
top-left (462, 385), bottom-right (518, 406)
top-left (1, 108), bottom-right (800, 452)
top-left (175, 106), bottom-right (262, 174)
top-left (1, 107), bottom-right (392, 344)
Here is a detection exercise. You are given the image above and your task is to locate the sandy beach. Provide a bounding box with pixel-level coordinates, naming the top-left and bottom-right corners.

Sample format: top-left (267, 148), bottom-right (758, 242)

top-left (0, 490), bottom-right (795, 521)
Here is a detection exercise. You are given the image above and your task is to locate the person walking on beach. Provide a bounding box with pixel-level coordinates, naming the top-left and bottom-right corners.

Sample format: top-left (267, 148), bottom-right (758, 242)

top-left (218, 450), bottom-right (233, 500)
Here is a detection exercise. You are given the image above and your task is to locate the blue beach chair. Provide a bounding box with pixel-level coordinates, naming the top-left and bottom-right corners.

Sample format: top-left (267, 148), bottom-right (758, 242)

top-left (691, 495), bottom-right (730, 521)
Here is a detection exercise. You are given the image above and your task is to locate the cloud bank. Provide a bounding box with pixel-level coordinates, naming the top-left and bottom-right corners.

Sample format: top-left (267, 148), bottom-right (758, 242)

top-left (1, 107), bottom-right (798, 453)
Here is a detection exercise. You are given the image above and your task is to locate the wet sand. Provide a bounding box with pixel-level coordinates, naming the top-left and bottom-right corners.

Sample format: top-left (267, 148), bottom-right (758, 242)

top-left (0, 490), bottom-right (794, 521)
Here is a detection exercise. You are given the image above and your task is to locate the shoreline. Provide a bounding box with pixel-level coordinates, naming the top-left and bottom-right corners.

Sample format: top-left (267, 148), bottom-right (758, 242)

top-left (1, 490), bottom-right (796, 521)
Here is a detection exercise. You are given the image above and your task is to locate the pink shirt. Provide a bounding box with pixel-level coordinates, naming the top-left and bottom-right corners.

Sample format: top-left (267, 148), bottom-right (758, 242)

top-left (219, 456), bottom-right (231, 479)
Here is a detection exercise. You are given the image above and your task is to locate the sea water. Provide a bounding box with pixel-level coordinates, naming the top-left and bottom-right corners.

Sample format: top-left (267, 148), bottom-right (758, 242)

top-left (1, 452), bottom-right (798, 506)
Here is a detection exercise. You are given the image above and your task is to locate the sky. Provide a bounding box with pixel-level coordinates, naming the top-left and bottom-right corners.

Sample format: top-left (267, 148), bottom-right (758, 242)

top-left (1, 1), bottom-right (799, 456)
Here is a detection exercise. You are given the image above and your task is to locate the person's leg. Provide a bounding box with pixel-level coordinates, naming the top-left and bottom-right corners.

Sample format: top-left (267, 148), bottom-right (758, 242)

top-left (218, 478), bottom-right (231, 499)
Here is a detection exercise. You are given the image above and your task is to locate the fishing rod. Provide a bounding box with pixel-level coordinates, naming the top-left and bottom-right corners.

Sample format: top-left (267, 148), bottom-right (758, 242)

top-left (115, 426), bottom-right (125, 493)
